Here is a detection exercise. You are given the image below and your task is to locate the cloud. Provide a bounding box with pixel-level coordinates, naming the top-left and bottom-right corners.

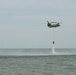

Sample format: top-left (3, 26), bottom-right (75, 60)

top-left (0, 0), bottom-right (76, 11)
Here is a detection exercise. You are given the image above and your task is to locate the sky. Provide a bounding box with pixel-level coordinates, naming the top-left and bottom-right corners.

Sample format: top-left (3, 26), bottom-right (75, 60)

top-left (0, 0), bottom-right (76, 48)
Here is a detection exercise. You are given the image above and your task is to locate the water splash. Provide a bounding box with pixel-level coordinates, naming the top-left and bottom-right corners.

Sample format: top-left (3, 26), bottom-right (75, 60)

top-left (0, 48), bottom-right (76, 56)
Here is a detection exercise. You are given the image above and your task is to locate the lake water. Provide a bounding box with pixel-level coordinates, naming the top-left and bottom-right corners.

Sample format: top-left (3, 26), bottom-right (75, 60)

top-left (0, 48), bottom-right (76, 75)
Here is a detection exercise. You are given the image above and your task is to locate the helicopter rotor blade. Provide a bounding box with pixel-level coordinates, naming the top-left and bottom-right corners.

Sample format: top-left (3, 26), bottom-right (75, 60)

top-left (59, 22), bottom-right (62, 24)
top-left (51, 22), bottom-right (57, 23)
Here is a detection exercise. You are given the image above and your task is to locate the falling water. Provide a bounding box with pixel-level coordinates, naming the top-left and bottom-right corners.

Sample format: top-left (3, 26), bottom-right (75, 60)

top-left (52, 41), bottom-right (56, 54)
top-left (52, 28), bottom-right (56, 54)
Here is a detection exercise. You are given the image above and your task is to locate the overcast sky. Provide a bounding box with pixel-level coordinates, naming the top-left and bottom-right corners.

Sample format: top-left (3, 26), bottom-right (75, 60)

top-left (0, 0), bottom-right (76, 48)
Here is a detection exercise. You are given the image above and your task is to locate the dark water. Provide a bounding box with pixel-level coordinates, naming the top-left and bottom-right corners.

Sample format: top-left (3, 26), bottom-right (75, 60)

top-left (0, 48), bottom-right (76, 75)
top-left (0, 55), bottom-right (76, 75)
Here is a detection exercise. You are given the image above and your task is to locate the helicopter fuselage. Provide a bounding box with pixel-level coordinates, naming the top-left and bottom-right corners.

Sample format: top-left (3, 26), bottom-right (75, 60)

top-left (47, 21), bottom-right (60, 28)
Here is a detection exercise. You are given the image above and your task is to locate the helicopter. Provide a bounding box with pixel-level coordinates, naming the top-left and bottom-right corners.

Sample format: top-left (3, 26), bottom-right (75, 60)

top-left (47, 21), bottom-right (60, 28)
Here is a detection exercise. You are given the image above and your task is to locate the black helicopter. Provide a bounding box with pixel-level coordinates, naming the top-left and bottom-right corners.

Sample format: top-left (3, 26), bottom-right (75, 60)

top-left (47, 21), bottom-right (60, 28)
